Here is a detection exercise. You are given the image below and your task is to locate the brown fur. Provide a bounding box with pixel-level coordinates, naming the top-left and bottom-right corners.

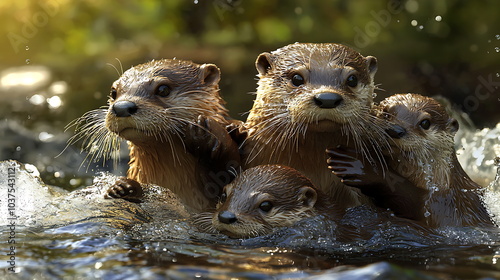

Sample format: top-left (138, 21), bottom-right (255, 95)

top-left (72, 59), bottom-right (235, 213)
top-left (193, 165), bottom-right (342, 238)
top-left (242, 43), bottom-right (387, 210)
top-left (378, 93), bottom-right (494, 227)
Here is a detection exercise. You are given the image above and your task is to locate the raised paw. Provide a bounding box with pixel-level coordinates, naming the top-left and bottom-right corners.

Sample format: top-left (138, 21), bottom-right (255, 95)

top-left (326, 146), bottom-right (368, 186)
top-left (327, 146), bottom-right (387, 187)
top-left (185, 115), bottom-right (222, 159)
top-left (226, 120), bottom-right (248, 147)
top-left (104, 177), bottom-right (144, 203)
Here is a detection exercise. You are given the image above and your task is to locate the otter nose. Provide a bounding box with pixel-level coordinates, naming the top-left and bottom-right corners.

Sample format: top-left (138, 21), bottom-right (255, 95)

top-left (112, 101), bottom-right (138, 117)
top-left (218, 211), bottom-right (237, 224)
top-left (386, 125), bottom-right (407, 139)
top-left (314, 93), bottom-right (343, 108)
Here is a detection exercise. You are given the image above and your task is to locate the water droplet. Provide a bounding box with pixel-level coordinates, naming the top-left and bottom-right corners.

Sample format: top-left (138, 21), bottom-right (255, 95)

top-left (411, 20), bottom-right (418, 27)
top-left (25, 46), bottom-right (29, 51)
top-left (25, 59), bottom-right (30, 64)
top-left (495, 47), bottom-right (500, 53)
top-left (435, 15), bottom-right (442, 22)
top-left (418, 25), bottom-right (424, 30)
top-left (496, 35), bottom-right (500, 40)
top-left (397, 20), bottom-right (400, 23)
top-left (424, 211), bottom-right (431, 217)
top-left (497, 73), bottom-right (500, 78)
top-left (16, 146), bottom-right (21, 152)
top-left (193, 0), bottom-right (198, 3)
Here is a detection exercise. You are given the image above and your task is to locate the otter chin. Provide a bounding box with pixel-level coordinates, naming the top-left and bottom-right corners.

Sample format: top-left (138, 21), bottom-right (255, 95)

top-left (306, 119), bottom-right (341, 132)
top-left (193, 165), bottom-right (341, 238)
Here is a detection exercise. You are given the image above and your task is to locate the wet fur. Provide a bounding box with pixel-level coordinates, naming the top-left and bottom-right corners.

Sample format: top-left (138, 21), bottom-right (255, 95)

top-left (379, 94), bottom-right (494, 227)
top-left (68, 59), bottom-right (231, 212)
top-left (194, 165), bottom-right (341, 238)
top-left (243, 43), bottom-right (388, 209)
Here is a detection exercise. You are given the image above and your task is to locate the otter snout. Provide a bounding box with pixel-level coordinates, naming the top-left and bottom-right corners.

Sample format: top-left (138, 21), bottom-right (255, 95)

top-left (218, 211), bottom-right (237, 224)
top-left (112, 101), bottom-right (138, 117)
top-left (314, 92), bottom-right (343, 108)
top-left (386, 125), bottom-right (407, 139)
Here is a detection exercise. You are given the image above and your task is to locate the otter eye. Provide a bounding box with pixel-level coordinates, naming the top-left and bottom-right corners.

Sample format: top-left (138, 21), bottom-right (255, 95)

top-left (420, 119), bottom-right (431, 130)
top-left (110, 88), bottom-right (117, 100)
top-left (346, 74), bottom-right (358, 87)
top-left (291, 74), bottom-right (304, 87)
top-left (156, 84), bottom-right (171, 97)
top-left (220, 192), bottom-right (227, 204)
top-left (259, 201), bottom-right (273, 212)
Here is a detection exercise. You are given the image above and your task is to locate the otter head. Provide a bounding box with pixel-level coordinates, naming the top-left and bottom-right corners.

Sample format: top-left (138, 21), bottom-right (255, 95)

top-left (252, 43), bottom-right (377, 132)
top-left (208, 165), bottom-right (320, 238)
top-left (378, 93), bottom-right (459, 188)
top-left (379, 94), bottom-right (458, 154)
top-left (105, 59), bottom-right (227, 143)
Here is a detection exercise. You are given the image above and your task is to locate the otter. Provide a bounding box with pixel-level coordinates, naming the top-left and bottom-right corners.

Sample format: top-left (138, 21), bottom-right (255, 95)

top-left (327, 94), bottom-right (494, 228)
top-left (70, 59), bottom-right (240, 213)
top-left (193, 165), bottom-right (342, 238)
top-left (242, 43), bottom-right (387, 210)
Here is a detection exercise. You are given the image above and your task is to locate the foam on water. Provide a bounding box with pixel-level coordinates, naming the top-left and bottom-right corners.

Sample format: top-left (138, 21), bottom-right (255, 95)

top-left (1, 122), bottom-right (499, 278)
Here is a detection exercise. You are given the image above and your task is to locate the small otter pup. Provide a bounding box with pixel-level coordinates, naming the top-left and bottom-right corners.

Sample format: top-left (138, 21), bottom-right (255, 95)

top-left (194, 165), bottom-right (342, 238)
top-left (71, 59), bottom-right (240, 213)
top-left (242, 43), bottom-right (387, 210)
top-left (328, 94), bottom-right (494, 228)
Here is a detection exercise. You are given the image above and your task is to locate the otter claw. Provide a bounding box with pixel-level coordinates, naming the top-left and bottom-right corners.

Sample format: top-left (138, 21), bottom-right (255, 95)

top-left (105, 177), bottom-right (143, 203)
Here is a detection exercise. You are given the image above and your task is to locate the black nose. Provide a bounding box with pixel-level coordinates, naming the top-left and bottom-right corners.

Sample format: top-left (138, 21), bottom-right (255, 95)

top-left (218, 211), bottom-right (237, 224)
top-left (314, 92), bottom-right (343, 108)
top-left (385, 125), bottom-right (407, 139)
top-left (112, 101), bottom-right (138, 117)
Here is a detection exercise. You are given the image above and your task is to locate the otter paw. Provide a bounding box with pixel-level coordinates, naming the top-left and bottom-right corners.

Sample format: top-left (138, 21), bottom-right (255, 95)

top-left (185, 115), bottom-right (222, 158)
top-left (326, 146), bottom-right (366, 186)
top-left (105, 177), bottom-right (144, 203)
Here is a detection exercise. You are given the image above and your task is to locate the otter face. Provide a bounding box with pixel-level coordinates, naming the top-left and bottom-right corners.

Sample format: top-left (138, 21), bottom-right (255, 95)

top-left (207, 165), bottom-right (319, 238)
top-left (105, 59), bottom-right (224, 143)
top-left (254, 43), bottom-right (377, 131)
top-left (379, 94), bottom-right (459, 154)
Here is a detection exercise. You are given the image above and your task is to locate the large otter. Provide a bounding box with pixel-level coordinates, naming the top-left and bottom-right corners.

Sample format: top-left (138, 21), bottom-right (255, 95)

top-left (193, 165), bottom-right (342, 238)
top-left (70, 59), bottom-right (240, 213)
top-left (242, 43), bottom-right (386, 210)
top-left (328, 94), bottom-right (494, 228)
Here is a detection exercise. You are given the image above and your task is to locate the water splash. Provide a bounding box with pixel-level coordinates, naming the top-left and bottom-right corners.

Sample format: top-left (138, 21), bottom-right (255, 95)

top-left (456, 122), bottom-right (500, 186)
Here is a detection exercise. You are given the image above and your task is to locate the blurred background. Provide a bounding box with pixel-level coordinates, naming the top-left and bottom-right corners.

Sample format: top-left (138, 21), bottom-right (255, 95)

top-left (0, 0), bottom-right (499, 188)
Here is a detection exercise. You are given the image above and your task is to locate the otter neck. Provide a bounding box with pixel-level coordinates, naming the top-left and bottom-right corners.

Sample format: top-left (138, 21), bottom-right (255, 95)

top-left (392, 148), bottom-right (453, 192)
top-left (244, 127), bottom-right (366, 210)
top-left (127, 138), bottom-right (210, 212)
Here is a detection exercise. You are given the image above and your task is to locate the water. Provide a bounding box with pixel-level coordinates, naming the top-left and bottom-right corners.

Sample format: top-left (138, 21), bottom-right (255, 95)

top-left (1, 117), bottom-right (500, 279)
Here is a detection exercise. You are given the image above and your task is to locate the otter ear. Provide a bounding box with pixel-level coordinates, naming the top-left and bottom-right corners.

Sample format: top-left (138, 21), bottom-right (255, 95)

top-left (447, 118), bottom-right (459, 134)
top-left (199, 64), bottom-right (221, 86)
top-left (365, 56), bottom-right (378, 80)
top-left (298, 186), bottom-right (317, 208)
top-left (256, 52), bottom-right (273, 76)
